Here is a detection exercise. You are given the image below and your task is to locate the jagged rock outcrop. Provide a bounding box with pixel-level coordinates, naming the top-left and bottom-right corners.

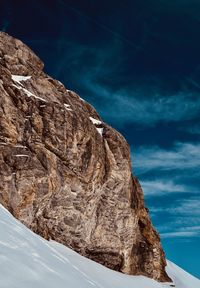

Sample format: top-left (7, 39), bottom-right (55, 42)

top-left (0, 32), bottom-right (171, 282)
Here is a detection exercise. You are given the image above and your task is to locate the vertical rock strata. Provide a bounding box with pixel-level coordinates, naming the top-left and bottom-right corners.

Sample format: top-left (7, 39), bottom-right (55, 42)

top-left (0, 32), bottom-right (171, 282)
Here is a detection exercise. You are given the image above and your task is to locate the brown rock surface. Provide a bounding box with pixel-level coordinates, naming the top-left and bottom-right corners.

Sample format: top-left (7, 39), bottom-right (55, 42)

top-left (0, 32), bottom-right (171, 282)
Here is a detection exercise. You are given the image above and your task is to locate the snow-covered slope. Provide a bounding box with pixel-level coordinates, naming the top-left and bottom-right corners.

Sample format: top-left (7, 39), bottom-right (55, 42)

top-left (166, 261), bottom-right (200, 288)
top-left (0, 205), bottom-right (199, 288)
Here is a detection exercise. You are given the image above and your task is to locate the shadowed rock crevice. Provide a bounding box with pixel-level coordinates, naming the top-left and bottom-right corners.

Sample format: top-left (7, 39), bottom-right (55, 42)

top-left (0, 32), bottom-right (171, 282)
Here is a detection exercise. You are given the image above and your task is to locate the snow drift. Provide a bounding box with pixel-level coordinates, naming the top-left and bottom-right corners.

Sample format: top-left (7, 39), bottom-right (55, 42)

top-left (0, 204), bottom-right (199, 288)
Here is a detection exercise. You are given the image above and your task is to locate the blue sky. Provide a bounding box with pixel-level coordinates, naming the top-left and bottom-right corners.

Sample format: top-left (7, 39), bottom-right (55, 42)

top-left (0, 0), bottom-right (200, 278)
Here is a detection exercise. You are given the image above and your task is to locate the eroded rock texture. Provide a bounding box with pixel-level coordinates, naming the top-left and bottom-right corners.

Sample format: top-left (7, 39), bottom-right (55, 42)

top-left (0, 32), bottom-right (171, 282)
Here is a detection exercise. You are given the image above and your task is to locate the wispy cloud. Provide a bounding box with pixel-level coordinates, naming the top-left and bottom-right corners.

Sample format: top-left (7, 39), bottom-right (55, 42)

top-left (133, 142), bottom-right (200, 174)
top-left (156, 221), bottom-right (200, 233)
top-left (140, 179), bottom-right (187, 196)
top-left (151, 198), bottom-right (200, 215)
top-left (50, 38), bottom-right (200, 127)
top-left (137, 141), bottom-right (200, 238)
top-left (169, 198), bottom-right (200, 216)
top-left (151, 198), bottom-right (200, 239)
top-left (74, 54), bottom-right (200, 126)
top-left (161, 231), bottom-right (200, 239)
top-left (86, 82), bottom-right (200, 127)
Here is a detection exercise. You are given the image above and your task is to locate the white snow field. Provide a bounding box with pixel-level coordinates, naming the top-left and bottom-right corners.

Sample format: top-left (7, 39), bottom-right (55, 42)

top-left (0, 204), bottom-right (199, 288)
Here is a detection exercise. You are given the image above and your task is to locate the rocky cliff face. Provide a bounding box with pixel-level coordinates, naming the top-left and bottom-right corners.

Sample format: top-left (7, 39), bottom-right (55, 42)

top-left (0, 32), bottom-right (171, 282)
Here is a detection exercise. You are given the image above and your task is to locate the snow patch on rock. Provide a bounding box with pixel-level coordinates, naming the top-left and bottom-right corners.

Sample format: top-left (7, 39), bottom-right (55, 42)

top-left (89, 117), bottom-right (102, 125)
top-left (96, 127), bottom-right (103, 136)
top-left (12, 84), bottom-right (46, 102)
top-left (11, 75), bottom-right (31, 85)
top-left (64, 103), bottom-right (73, 111)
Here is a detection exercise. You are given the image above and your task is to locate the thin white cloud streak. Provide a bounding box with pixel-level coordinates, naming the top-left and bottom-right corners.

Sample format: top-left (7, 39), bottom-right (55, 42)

top-left (171, 199), bottom-right (200, 216)
top-left (136, 142), bottom-right (200, 238)
top-left (161, 231), bottom-right (200, 239)
top-left (160, 225), bottom-right (200, 239)
top-left (156, 214), bottom-right (200, 239)
top-left (133, 142), bottom-right (200, 174)
top-left (151, 198), bottom-right (200, 216)
top-left (182, 226), bottom-right (200, 231)
top-left (153, 205), bottom-right (200, 239)
top-left (140, 180), bottom-right (187, 196)
top-left (171, 218), bottom-right (200, 227)
top-left (150, 199), bottom-right (200, 239)
top-left (156, 222), bottom-right (200, 233)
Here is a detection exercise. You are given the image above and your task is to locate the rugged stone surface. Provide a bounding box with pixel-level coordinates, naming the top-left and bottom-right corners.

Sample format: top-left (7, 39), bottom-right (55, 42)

top-left (0, 32), bottom-right (171, 282)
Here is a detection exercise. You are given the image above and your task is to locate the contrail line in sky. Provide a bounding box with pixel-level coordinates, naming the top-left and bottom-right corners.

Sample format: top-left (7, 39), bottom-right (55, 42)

top-left (57, 0), bottom-right (140, 50)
